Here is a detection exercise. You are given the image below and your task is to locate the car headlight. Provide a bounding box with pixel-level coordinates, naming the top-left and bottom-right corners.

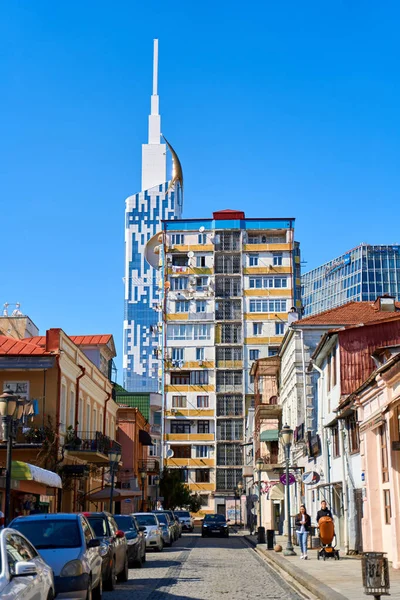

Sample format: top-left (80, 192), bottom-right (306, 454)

top-left (223, 524), bottom-right (228, 527)
top-left (203, 524), bottom-right (208, 527)
top-left (60, 560), bottom-right (83, 577)
top-left (99, 542), bottom-right (109, 557)
top-left (154, 529), bottom-right (161, 535)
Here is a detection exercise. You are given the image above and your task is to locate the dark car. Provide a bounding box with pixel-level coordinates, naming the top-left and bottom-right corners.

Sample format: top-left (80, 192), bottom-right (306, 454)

top-left (114, 514), bottom-right (146, 568)
top-left (84, 511), bottom-right (128, 591)
top-left (153, 510), bottom-right (179, 541)
top-left (201, 514), bottom-right (230, 537)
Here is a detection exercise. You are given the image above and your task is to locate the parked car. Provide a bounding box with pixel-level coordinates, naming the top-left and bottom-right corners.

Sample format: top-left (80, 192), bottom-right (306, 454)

top-left (153, 511), bottom-right (178, 542)
top-left (174, 510), bottom-right (194, 532)
top-left (133, 513), bottom-right (164, 552)
top-left (9, 513), bottom-right (102, 599)
top-left (172, 513), bottom-right (183, 538)
top-left (84, 511), bottom-right (128, 591)
top-left (151, 512), bottom-right (174, 546)
top-left (201, 514), bottom-right (230, 537)
top-left (0, 527), bottom-right (55, 600)
top-left (114, 514), bottom-right (146, 568)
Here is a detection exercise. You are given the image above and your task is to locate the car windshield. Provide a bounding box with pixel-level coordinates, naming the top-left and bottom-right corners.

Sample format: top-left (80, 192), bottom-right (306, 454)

top-left (175, 511), bottom-right (190, 518)
top-left (11, 519), bottom-right (81, 549)
top-left (154, 513), bottom-right (168, 525)
top-left (114, 516), bottom-right (135, 531)
top-left (204, 515), bottom-right (226, 523)
top-left (86, 516), bottom-right (108, 537)
top-left (135, 514), bottom-right (157, 526)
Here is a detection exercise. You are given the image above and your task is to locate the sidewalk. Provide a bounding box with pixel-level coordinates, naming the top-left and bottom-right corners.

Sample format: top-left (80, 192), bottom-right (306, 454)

top-left (244, 532), bottom-right (400, 600)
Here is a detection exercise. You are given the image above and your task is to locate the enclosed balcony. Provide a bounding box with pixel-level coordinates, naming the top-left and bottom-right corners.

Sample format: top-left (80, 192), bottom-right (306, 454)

top-left (65, 431), bottom-right (121, 465)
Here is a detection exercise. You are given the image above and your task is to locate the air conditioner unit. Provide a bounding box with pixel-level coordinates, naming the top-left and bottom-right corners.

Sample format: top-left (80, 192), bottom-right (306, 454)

top-left (198, 360), bottom-right (203, 366)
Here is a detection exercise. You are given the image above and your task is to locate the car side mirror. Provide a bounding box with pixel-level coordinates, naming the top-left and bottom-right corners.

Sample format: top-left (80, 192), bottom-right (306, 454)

top-left (87, 538), bottom-right (101, 548)
top-left (139, 526), bottom-right (146, 532)
top-left (13, 561), bottom-right (38, 577)
top-left (116, 530), bottom-right (125, 539)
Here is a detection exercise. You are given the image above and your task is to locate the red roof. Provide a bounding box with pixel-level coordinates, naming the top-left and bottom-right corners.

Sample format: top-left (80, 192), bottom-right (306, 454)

top-left (70, 335), bottom-right (112, 346)
top-left (299, 300), bottom-right (400, 326)
top-left (0, 336), bottom-right (52, 356)
top-left (213, 209), bottom-right (245, 220)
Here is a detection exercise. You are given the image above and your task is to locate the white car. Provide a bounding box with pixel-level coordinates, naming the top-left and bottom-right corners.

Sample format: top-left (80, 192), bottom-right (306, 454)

top-left (0, 527), bottom-right (55, 600)
top-left (133, 513), bottom-right (164, 552)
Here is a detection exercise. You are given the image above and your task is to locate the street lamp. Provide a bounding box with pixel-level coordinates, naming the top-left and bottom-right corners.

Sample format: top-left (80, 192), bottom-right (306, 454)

top-left (140, 470), bottom-right (147, 511)
top-left (281, 424), bottom-right (296, 556)
top-left (154, 474), bottom-right (160, 509)
top-left (256, 457), bottom-right (265, 544)
top-left (237, 481), bottom-right (243, 527)
top-left (0, 389), bottom-right (29, 525)
top-left (108, 448), bottom-right (122, 514)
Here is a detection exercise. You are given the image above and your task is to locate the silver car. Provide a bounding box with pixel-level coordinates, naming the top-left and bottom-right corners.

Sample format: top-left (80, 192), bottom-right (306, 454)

top-left (0, 527), bottom-right (55, 600)
top-left (174, 510), bottom-right (194, 532)
top-left (133, 513), bottom-right (163, 552)
top-left (10, 513), bottom-right (102, 599)
top-left (152, 512), bottom-right (174, 546)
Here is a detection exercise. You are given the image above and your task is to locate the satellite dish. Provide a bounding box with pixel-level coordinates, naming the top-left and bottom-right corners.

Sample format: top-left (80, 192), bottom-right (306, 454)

top-left (166, 448), bottom-right (174, 459)
top-left (145, 232), bottom-right (163, 269)
top-left (187, 251), bottom-right (194, 258)
top-left (199, 226), bottom-right (205, 233)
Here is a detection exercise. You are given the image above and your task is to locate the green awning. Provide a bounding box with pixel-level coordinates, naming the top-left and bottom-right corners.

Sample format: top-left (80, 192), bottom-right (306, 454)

top-left (260, 429), bottom-right (279, 442)
top-left (11, 461), bottom-right (62, 489)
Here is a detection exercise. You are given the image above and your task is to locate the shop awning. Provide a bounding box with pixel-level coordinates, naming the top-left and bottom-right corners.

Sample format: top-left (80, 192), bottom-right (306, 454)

top-left (88, 488), bottom-right (142, 500)
top-left (139, 430), bottom-right (153, 446)
top-left (260, 429), bottom-right (279, 442)
top-left (11, 461), bottom-right (62, 489)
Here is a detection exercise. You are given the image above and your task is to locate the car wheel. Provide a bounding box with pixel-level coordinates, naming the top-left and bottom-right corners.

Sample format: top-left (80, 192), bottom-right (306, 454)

top-left (142, 549), bottom-right (147, 562)
top-left (104, 558), bottom-right (116, 591)
top-left (46, 590), bottom-right (55, 600)
top-left (92, 575), bottom-right (103, 600)
top-left (118, 554), bottom-right (129, 582)
top-left (134, 554), bottom-right (143, 568)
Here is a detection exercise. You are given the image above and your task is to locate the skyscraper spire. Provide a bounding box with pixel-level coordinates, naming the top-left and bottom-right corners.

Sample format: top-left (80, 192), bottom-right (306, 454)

top-left (141, 39), bottom-right (166, 191)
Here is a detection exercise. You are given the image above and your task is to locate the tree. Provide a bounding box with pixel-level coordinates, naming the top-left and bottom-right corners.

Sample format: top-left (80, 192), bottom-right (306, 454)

top-left (188, 493), bottom-right (202, 514)
top-left (159, 468), bottom-right (191, 509)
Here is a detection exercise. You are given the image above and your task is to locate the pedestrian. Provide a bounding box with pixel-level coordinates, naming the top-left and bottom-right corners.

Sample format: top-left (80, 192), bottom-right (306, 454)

top-left (316, 500), bottom-right (333, 523)
top-left (295, 504), bottom-right (311, 560)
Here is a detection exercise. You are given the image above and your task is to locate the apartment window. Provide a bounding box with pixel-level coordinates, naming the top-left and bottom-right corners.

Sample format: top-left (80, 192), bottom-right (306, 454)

top-left (69, 390), bottom-right (75, 428)
top-left (249, 277), bottom-right (287, 289)
top-left (249, 254), bottom-right (259, 266)
top-left (273, 253), bottom-right (283, 266)
top-left (268, 347), bottom-right (279, 356)
top-left (171, 372), bottom-right (190, 385)
top-left (172, 348), bottom-right (184, 362)
top-left (332, 424), bottom-right (340, 458)
top-left (327, 354), bottom-right (331, 392)
top-left (275, 322), bottom-right (285, 335)
top-left (198, 233), bottom-right (207, 244)
top-left (197, 395), bottom-right (209, 408)
top-left (196, 276), bottom-right (208, 290)
top-left (179, 469), bottom-right (189, 483)
top-left (347, 414), bottom-right (360, 453)
top-left (248, 235), bottom-right (259, 244)
top-left (274, 278), bottom-right (288, 288)
top-left (196, 445), bottom-right (209, 458)
top-left (196, 256), bottom-right (206, 267)
top-left (195, 469), bottom-right (210, 483)
top-left (172, 395), bottom-right (187, 408)
top-left (190, 371), bottom-right (209, 385)
top-left (249, 299), bottom-right (287, 313)
top-left (171, 234), bottom-right (184, 245)
top-left (198, 420), bottom-right (210, 434)
top-left (172, 255), bottom-right (188, 267)
top-left (380, 425), bottom-right (389, 483)
top-left (171, 421), bottom-right (191, 434)
top-left (167, 324), bottom-right (212, 340)
top-left (253, 323), bottom-right (262, 335)
top-left (171, 445), bottom-right (191, 458)
top-left (384, 489), bottom-right (391, 524)
top-left (170, 277), bottom-right (188, 291)
top-left (249, 277), bottom-right (263, 289)
top-left (196, 300), bottom-right (206, 313)
top-left (249, 374), bottom-right (254, 384)
top-left (176, 301), bottom-right (189, 313)
top-left (196, 347), bottom-right (204, 361)
top-left (249, 349), bottom-right (260, 361)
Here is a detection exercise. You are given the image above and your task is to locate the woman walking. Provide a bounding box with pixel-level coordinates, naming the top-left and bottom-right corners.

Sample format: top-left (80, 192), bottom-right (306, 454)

top-left (295, 504), bottom-right (311, 559)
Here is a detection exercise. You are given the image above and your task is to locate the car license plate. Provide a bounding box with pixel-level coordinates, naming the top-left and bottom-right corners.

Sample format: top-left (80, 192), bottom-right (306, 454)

top-left (212, 529), bottom-right (220, 533)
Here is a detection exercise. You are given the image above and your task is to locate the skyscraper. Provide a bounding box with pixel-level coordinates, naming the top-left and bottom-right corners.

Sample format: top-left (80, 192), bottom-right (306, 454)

top-left (123, 40), bottom-right (183, 392)
top-left (301, 244), bottom-right (400, 316)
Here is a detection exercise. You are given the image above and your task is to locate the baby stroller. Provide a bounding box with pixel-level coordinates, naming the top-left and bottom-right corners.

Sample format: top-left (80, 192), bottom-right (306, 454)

top-left (317, 516), bottom-right (340, 560)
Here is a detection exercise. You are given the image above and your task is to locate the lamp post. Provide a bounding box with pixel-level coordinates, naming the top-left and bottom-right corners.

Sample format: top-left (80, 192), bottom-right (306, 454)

top-left (281, 424), bottom-right (296, 556)
top-left (237, 481), bottom-right (243, 528)
top-left (0, 389), bottom-right (29, 526)
top-left (256, 457), bottom-right (265, 543)
top-left (108, 448), bottom-right (122, 514)
top-left (140, 470), bottom-right (146, 511)
top-left (154, 475), bottom-right (160, 509)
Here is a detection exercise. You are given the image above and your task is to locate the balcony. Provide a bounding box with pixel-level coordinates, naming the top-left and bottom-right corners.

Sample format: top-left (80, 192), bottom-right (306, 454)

top-left (65, 431), bottom-right (121, 465)
top-left (165, 457), bottom-right (215, 468)
top-left (166, 433), bottom-right (214, 442)
top-left (255, 402), bottom-right (282, 420)
top-left (188, 312), bottom-right (214, 321)
top-left (138, 458), bottom-right (160, 474)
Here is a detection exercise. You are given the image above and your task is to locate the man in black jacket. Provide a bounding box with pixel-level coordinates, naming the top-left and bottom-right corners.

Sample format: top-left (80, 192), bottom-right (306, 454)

top-left (316, 500), bottom-right (333, 522)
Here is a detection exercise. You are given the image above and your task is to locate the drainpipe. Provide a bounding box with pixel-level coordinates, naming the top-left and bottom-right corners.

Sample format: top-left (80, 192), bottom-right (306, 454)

top-left (339, 419), bottom-right (350, 555)
top-left (310, 361), bottom-right (331, 503)
top-left (299, 329), bottom-right (308, 437)
top-left (74, 366), bottom-right (86, 431)
top-left (55, 354), bottom-right (62, 512)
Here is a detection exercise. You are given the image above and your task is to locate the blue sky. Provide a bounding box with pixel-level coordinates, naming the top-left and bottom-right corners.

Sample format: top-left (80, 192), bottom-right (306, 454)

top-left (2, 1), bottom-right (400, 380)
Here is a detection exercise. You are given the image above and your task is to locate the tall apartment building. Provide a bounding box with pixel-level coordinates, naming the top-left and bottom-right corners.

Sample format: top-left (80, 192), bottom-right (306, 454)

top-left (302, 243), bottom-right (400, 316)
top-left (161, 209), bottom-right (300, 513)
top-left (123, 39), bottom-right (183, 392)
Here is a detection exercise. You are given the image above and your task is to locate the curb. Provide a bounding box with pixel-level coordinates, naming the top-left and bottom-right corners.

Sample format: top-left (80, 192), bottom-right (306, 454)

top-left (245, 535), bottom-right (348, 600)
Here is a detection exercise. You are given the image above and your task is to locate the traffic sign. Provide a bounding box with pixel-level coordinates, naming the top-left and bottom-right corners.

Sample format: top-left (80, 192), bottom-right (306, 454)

top-left (280, 472), bottom-right (296, 486)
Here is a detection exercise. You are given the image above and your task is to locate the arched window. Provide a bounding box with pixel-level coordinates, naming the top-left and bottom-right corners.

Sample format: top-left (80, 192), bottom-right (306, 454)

top-left (69, 389), bottom-right (75, 427)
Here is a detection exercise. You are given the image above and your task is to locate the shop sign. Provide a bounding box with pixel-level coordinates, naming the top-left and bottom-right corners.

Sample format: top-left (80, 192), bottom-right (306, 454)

top-left (392, 441), bottom-right (400, 451)
top-left (325, 254), bottom-right (351, 277)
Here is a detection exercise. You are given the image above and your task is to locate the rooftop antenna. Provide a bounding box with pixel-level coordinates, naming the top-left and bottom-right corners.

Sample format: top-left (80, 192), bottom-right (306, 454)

top-left (3, 303), bottom-right (9, 316)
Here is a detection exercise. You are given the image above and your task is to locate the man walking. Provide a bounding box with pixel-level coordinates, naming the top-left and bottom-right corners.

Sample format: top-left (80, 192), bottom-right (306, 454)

top-left (316, 500), bottom-right (332, 522)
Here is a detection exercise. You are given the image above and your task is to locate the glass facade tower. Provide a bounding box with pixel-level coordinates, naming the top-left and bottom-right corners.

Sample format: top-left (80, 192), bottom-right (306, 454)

top-left (302, 244), bottom-right (400, 317)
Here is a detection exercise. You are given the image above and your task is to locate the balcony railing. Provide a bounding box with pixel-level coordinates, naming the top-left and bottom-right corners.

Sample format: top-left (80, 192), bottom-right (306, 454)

top-left (188, 312), bottom-right (214, 321)
top-left (138, 459), bottom-right (160, 473)
top-left (65, 430), bottom-right (121, 457)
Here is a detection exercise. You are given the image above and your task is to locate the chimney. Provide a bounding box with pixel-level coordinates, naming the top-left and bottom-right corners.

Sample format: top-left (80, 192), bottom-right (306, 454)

top-left (373, 296), bottom-right (396, 313)
top-left (45, 328), bottom-right (61, 352)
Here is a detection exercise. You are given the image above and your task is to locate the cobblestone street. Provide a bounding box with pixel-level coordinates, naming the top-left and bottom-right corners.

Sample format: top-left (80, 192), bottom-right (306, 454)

top-left (104, 533), bottom-right (303, 600)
